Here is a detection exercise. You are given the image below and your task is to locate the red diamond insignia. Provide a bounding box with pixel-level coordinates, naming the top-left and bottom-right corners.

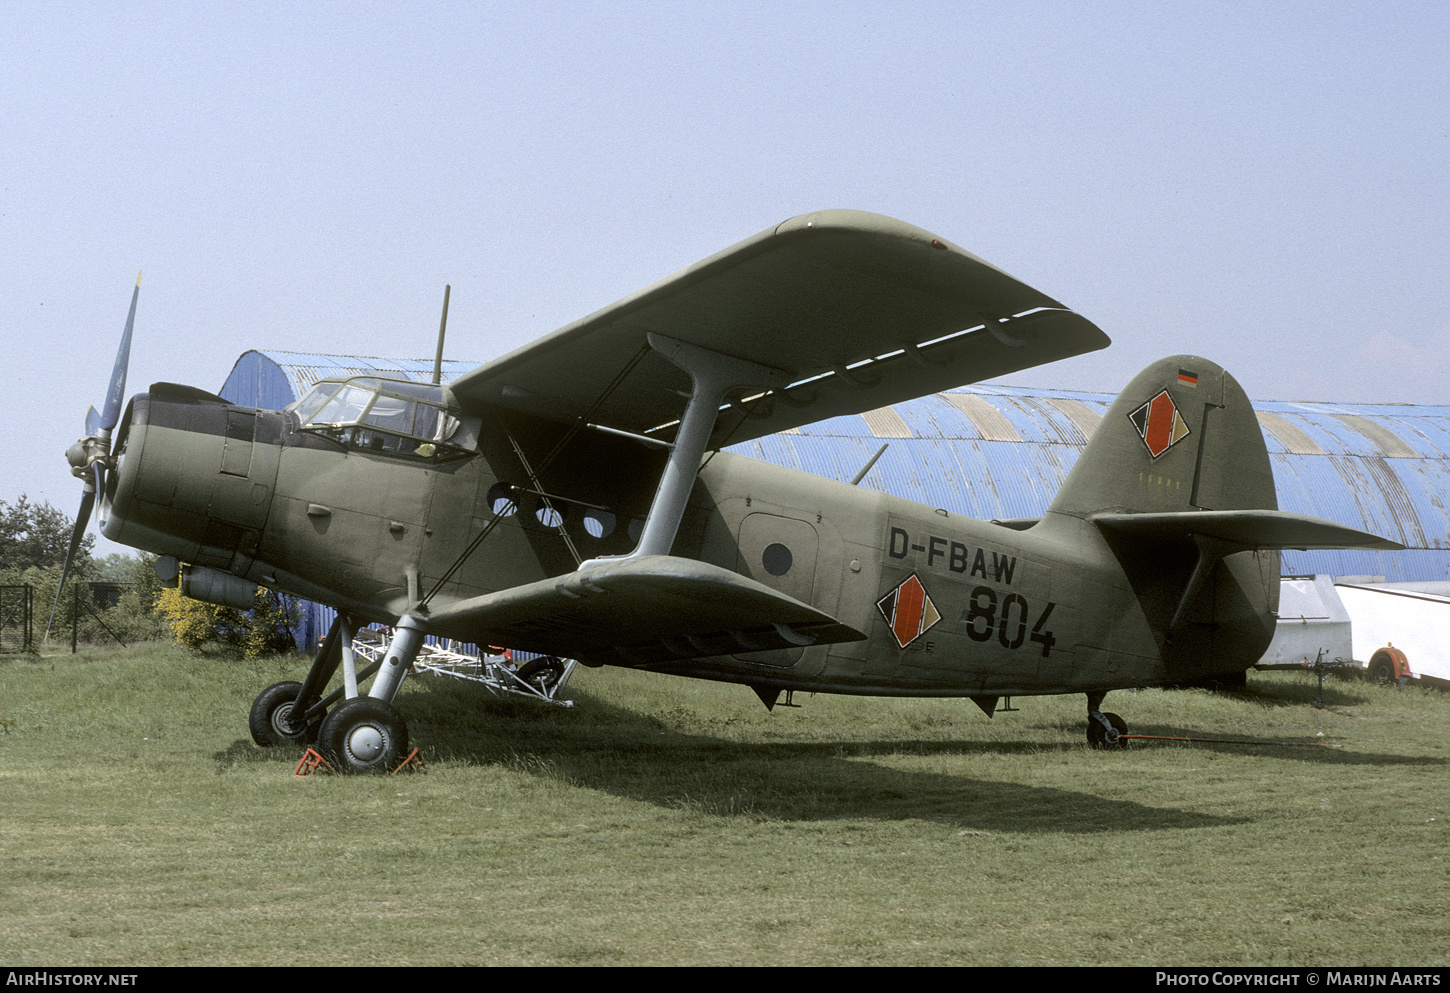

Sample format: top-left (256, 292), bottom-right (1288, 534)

top-left (876, 574), bottom-right (941, 649)
top-left (1127, 390), bottom-right (1191, 458)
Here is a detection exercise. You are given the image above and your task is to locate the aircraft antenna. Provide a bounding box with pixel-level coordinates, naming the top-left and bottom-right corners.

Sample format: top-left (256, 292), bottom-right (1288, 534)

top-left (431, 284), bottom-right (451, 385)
top-left (850, 443), bottom-right (889, 486)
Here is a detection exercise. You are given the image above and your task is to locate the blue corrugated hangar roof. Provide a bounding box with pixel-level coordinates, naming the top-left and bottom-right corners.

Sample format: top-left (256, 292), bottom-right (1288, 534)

top-left (221, 351), bottom-right (1450, 584)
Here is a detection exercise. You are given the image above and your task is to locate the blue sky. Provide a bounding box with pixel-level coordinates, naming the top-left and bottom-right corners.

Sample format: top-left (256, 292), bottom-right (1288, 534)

top-left (5, 1), bottom-right (1447, 545)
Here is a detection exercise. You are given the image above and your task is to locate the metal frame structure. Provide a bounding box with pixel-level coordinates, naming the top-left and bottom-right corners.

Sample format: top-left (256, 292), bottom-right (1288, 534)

top-left (349, 635), bottom-right (577, 708)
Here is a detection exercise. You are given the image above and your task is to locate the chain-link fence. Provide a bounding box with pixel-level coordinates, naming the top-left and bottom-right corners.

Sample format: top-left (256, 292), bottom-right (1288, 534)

top-left (0, 584), bottom-right (33, 653)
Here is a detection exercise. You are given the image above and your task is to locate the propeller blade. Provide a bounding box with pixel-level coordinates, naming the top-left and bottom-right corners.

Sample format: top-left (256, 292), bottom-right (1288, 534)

top-left (51, 273), bottom-right (142, 640)
top-left (92, 460), bottom-right (108, 526)
top-left (44, 486), bottom-right (96, 641)
top-left (100, 271), bottom-right (140, 432)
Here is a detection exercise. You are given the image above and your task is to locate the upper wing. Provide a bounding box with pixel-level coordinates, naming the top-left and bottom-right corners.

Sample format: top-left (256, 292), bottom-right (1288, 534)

top-left (451, 210), bottom-right (1109, 446)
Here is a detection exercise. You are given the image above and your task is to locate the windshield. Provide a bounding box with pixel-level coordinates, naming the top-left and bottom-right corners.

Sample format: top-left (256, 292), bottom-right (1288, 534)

top-left (288, 377), bottom-right (473, 459)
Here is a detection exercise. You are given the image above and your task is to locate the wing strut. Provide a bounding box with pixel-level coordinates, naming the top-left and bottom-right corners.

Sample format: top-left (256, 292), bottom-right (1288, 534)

top-left (502, 422), bottom-right (583, 568)
top-left (579, 333), bottom-right (785, 571)
top-left (421, 343), bottom-right (654, 607)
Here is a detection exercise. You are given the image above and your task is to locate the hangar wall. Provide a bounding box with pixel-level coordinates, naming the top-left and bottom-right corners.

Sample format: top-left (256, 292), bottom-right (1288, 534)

top-left (220, 350), bottom-right (1450, 592)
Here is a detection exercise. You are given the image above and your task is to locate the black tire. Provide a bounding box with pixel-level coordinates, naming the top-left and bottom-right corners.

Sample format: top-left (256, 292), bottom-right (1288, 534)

top-left (516, 656), bottom-right (565, 692)
top-left (1368, 653), bottom-right (1397, 686)
top-left (249, 681), bottom-right (318, 747)
top-left (1087, 711), bottom-right (1128, 749)
top-left (317, 696), bottom-right (409, 775)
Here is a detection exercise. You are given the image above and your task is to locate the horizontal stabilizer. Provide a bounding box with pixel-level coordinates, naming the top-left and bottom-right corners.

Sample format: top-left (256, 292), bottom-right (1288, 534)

top-left (1090, 510), bottom-right (1404, 551)
top-left (425, 555), bottom-right (866, 665)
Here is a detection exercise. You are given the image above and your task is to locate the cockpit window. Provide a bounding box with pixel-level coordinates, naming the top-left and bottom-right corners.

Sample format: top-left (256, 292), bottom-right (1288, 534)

top-left (313, 383), bottom-right (377, 427)
top-left (288, 377), bottom-right (476, 460)
top-left (290, 381), bottom-right (341, 423)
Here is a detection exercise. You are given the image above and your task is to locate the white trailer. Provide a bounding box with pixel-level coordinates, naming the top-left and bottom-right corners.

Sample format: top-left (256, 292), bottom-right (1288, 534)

top-left (1257, 575), bottom-right (1353, 670)
top-left (1333, 582), bottom-right (1450, 688)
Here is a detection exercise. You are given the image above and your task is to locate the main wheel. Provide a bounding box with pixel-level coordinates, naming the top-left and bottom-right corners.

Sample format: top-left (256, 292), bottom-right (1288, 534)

top-left (317, 697), bottom-right (409, 774)
top-left (249, 681), bottom-right (319, 746)
top-left (516, 656), bottom-right (565, 692)
top-left (1087, 711), bottom-right (1128, 749)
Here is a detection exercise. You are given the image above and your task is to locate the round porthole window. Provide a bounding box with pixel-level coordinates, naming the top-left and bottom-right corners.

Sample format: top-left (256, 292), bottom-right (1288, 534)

top-left (762, 542), bottom-right (793, 576)
top-left (535, 501), bottom-right (565, 529)
top-left (584, 509), bottom-right (616, 538)
top-left (487, 483), bottom-right (517, 516)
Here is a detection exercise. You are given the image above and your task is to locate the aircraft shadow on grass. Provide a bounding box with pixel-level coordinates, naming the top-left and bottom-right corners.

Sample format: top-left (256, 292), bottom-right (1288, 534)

top-left (214, 677), bottom-right (1429, 835)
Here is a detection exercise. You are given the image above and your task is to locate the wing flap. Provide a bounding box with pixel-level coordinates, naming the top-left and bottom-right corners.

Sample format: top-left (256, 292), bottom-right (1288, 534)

top-left (425, 555), bottom-right (866, 664)
top-left (451, 210), bottom-right (1109, 445)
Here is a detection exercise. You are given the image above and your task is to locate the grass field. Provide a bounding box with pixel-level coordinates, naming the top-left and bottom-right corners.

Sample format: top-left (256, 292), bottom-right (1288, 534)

top-left (1, 643), bottom-right (1445, 966)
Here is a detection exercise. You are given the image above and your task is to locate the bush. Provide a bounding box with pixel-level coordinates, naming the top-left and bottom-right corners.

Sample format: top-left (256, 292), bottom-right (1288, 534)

top-left (155, 585), bottom-right (299, 658)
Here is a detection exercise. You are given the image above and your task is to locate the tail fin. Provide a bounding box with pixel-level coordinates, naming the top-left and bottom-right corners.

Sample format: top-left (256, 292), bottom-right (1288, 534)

top-left (1043, 356), bottom-right (1398, 682)
top-left (1048, 355), bottom-right (1276, 518)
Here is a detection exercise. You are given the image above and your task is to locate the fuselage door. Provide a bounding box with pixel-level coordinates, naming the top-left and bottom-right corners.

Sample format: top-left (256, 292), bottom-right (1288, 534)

top-left (733, 512), bottom-right (819, 666)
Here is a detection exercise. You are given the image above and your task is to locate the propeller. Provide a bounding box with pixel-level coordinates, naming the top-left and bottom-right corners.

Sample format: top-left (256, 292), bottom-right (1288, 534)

top-left (45, 272), bottom-right (141, 640)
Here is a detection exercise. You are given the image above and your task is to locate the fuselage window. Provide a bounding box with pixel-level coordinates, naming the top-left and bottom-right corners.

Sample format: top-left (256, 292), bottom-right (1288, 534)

top-left (583, 509), bottom-right (616, 539)
top-left (762, 542), bottom-right (793, 576)
top-left (487, 483), bottom-right (518, 516)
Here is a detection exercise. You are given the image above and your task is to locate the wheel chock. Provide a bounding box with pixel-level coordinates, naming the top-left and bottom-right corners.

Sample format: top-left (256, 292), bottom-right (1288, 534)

top-left (293, 747), bottom-right (423, 776)
top-left (391, 747), bottom-right (425, 775)
top-left (294, 748), bottom-right (335, 777)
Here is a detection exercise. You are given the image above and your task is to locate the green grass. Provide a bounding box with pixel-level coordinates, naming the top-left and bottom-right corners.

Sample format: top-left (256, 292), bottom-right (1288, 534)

top-left (1, 644), bottom-right (1445, 966)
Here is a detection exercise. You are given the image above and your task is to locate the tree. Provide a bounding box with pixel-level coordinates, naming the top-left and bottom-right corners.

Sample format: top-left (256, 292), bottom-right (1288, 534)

top-left (92, 552), bottom-right (141, 582)
top-left (0, 495), bottom-right (91, 574)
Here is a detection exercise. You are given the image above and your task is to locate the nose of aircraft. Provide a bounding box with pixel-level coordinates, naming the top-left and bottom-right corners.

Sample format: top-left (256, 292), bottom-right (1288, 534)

top-left (103, 385), bottom-right (282, 579)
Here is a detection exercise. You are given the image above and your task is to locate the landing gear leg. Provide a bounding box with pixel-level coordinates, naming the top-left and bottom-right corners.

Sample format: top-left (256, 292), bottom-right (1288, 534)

top-left (316, 614), bottom-right (427, 774)
top-left (367, 615), bottom-right (426, 703)
top-left (1086, 691), bottom-right (1128, 749)
top-left (249, 613), bottom-right (354, 746)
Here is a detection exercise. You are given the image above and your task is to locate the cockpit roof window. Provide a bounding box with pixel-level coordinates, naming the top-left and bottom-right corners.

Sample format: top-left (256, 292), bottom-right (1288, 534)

top-left (289, 377), bottom-right (477, 459)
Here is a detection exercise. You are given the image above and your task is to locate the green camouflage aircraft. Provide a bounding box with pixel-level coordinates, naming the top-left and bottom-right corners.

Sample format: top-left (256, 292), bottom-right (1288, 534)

top-left (58, 210), bottom-right (1399, 772)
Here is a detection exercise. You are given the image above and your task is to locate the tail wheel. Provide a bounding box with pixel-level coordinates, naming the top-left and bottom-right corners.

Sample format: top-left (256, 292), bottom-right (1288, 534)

top-left (1088, 712), bottom-right (1128, 749)
top-left (317, 697), bottom-right (409, 774)
top-left (249, 681), bottom-right (319, 746)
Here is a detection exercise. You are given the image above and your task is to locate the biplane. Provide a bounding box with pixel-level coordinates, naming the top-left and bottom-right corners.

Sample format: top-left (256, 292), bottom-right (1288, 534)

top-left (58, 210), bottom-right (1399, 770)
